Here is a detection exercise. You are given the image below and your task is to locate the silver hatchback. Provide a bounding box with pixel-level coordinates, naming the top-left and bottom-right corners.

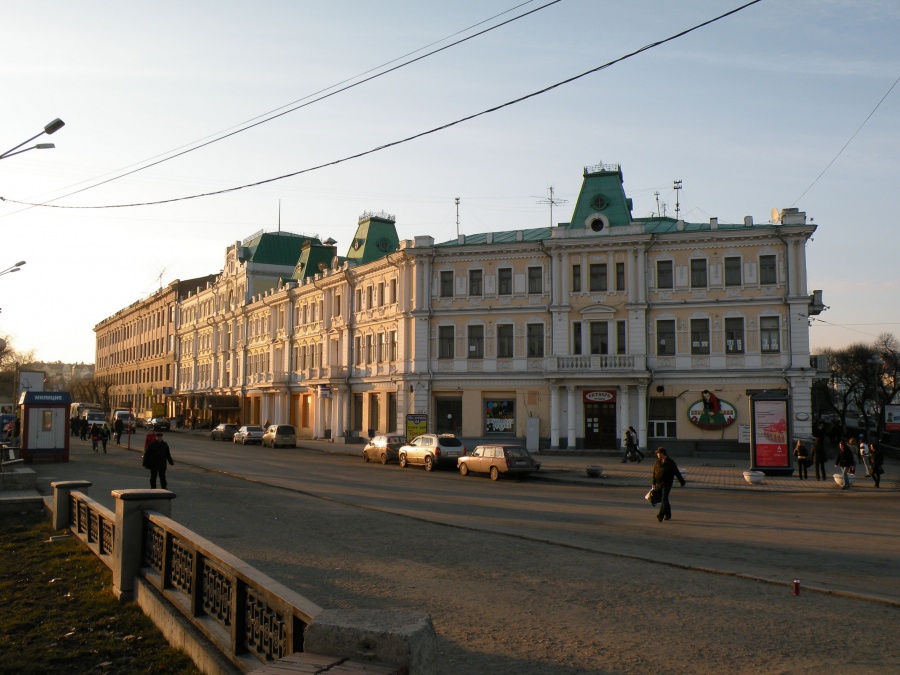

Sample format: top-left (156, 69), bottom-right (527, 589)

top-left (398, 434), bottom-right (465, 471)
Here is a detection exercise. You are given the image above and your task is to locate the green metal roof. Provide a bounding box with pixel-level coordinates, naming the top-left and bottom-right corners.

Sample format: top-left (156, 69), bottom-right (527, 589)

top-left (345, 213), bottom-right (400, 265)
top-left (241, 231), bottom-right (319, 266)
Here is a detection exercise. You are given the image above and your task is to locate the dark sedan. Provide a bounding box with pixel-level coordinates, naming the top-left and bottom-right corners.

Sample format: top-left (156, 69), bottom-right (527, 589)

top-left (147, 417), bottom-right (170, 431)
top-left (210, 423), bottom-right (239, 442)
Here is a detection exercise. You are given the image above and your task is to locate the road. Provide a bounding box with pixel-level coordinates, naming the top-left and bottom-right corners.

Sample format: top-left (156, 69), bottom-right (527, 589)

top-left (30, 433), bottom-right (900, 674)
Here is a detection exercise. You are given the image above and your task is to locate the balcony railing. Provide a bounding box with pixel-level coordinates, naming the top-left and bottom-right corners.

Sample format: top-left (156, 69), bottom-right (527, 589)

top-left (548, 354), bottom-right (636, 371)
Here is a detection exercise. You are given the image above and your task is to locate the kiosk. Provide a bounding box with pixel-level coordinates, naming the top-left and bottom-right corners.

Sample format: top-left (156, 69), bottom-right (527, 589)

top-left (18, 391), bottom-right (72, 463)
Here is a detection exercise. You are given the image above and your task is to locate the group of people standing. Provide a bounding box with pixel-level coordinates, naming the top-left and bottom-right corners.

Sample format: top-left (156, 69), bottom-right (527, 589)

top-left (795, 431), bottom-right (885, 489)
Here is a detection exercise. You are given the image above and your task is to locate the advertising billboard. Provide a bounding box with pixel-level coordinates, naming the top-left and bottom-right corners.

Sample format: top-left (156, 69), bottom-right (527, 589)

top-left (750, 393), bottom-right (792, 475)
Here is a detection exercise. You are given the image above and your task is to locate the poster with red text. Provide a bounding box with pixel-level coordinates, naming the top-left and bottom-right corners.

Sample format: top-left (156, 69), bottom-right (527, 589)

top-left (753, 399), bottom-right (788, 467)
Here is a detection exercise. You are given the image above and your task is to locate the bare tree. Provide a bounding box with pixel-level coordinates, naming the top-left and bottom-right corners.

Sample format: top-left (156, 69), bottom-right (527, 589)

top-left (822, 342), bottom-right (877, 437)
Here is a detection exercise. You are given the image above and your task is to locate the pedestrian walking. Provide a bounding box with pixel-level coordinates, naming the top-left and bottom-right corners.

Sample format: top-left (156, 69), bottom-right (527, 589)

top-left (835, 440), bottom-right (855, 490)
top-left (89, 423), bottom-right (101, 453)
top-left (651, 447), bottom-right (686, 522)
top-left (144, 431), bottom-right (158, 451)
top-left (793, 439), bottom-right (809, 480)
top-left (869, 442), bottom-right (884, 488)
top-left (812, 433), bottom-right (829, 481)
top-left (70, 416), bottom-right (79, 437)
top-left (80, 417), bottom-right (89, 441)
top-left (99, 424), bottom-right (110, 453)
top-left (142, 432), bottom-right (174, 489)
top-left (113, 417), bottom-right (124, 445)
top-left (857, 435), bottom-right (871, 476)
top-left (622, 426), bottom-right (643, 463)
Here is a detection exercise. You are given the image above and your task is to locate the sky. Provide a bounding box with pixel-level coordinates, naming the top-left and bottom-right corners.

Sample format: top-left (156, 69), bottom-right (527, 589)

top-left (1, 0), bottom-right (898, 364)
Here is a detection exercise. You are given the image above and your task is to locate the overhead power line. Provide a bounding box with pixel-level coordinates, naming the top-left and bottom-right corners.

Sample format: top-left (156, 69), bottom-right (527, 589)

top-left (1, 0), bottom-right (763, 211)
top-left (4, 0), bottom-right (558, 213)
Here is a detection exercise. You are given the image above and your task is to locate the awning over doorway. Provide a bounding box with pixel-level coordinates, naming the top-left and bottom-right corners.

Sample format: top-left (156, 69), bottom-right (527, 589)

top-left (207, 395), bottom-right (241, 409)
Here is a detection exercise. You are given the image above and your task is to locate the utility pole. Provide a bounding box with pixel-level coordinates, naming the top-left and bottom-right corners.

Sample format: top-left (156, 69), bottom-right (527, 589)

top-left (674, 180), bottom-right (682, 220)
top-left (455, 197), bottom-right (460, 238)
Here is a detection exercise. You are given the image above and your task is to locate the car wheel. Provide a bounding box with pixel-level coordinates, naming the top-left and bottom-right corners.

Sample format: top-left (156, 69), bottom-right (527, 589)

top-left (399, 454), bottom-right (407, 468)
top-left (380, 453), bottom-right (388, 465)
top-left (424, 455), bottom-right (434, 471)
top-left (459, 463), bottom-right (469, 476)
top-left (364, 451), bottom-right (370, 462)
top-left (490, 466), bottom-right (500, 481)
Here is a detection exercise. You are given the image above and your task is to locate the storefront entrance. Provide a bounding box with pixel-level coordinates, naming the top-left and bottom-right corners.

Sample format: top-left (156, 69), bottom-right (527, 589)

top-left (583, 390), bottom-right (617, 449)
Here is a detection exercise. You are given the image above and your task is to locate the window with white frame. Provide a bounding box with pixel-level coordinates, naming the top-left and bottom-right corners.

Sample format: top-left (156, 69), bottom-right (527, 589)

top-left (691, 319), bottom-right (710, 354)
top-left (725, 317), bottom-right (744, 354)
top-left (760, 316), bottom-right (780, 352)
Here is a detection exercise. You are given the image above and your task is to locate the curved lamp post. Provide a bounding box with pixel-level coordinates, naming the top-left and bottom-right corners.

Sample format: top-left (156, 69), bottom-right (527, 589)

top-left (0, 118), bottom-right (65, 161)
top-left (0, 261), bottom-right (26, 277)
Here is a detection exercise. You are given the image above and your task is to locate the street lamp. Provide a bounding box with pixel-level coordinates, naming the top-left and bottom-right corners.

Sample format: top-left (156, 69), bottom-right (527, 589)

top-left (0, 261), bottom-right (26, 277)
top-left (0, 118), bottom-right (65, 161)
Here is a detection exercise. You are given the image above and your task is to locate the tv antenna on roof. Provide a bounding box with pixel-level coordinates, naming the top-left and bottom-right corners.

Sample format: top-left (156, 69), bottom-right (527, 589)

top-left (536, 185), bottom-right (568, 227)
top-left (673, 180), bottom-right (683, 220)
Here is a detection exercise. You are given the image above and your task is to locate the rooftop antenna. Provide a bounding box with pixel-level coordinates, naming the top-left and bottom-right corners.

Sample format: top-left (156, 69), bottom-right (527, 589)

top-left (536, 185), bottom-right (568, 227)
top-left (455, 197), bottom-right (460, 238)
top-left (673, 180), bottom-right (683, 220)
top-left (654, 191), bottom-right (661, 217)
top-left (278, 199), bottom-right (282, 233)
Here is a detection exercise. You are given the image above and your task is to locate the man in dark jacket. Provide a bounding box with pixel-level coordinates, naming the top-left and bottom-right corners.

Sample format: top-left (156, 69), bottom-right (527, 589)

top-left (142, 433), bottom-right (174, 489)
top-left (651, 447), bottom-right (686, 522)
top-left (835, 440), bottom-right (855, 490)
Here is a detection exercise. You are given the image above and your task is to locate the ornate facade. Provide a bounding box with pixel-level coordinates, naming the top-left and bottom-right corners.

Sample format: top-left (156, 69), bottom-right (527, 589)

top-left (97, 163), bottom-right (825, 452)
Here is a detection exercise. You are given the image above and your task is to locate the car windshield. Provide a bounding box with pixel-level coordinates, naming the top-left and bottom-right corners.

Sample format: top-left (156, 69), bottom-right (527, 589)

top-left (276, 426), bottom-right (294, 433)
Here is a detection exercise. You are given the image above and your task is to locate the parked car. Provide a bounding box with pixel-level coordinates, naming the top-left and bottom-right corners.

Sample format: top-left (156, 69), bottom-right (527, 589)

top-left (210, 423), bottom-right (239, 442)
top-left (398, 434), bottom-right (465, 471)
top-left (233, 425), bottom-right (264, 445)
top-left (363, 434), bottom-right (407, 464)
top-left (147, 417), bottom-right (170, 431)
top-left (457, 444), bottom-right (542, 481)
top-left (262, 424), bottom-right (297, 448)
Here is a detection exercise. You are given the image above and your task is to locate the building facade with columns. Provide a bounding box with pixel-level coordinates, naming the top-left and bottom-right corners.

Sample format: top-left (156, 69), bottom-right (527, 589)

top-left (109, 162), bottom-right (824, 452)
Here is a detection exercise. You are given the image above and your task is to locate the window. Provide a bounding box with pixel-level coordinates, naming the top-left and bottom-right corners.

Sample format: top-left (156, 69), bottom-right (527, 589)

top-left (616, 262), bottom-right (625, 292)
top-left (378, 282), bottom-right (385, 306)
top-left (498, 268), bottom-right (512, 295)
top-left (572, 264), bottom-right (581, 292)
top-left (469, 269), bottom-right (483, 296)
top-left (439, 326), bottom-right (455, 359)
top-left (354, 337), bottom-right (362, 365)
top-left (367, 286), bottom-right (373, 309)
top-left (691, 319), bottom-right (710, 354)
top-left (657, 260), bottom-right (673, 289)
top-left (760, 316), bottom-right (780, 353)
top-left (617, 320), bottom-right (626, 354)
top-left (589, 321), bottom-right (608, 355)
top-left (725, 317), bottom-right (744, 354)
top-left (690, 259), bottom-right (707, 288)
top-left (389, 331), bottom-right (398, 361)
top-left (365, 334), bottom-right (374, 364)
top-left (724, 257), bottom-right (742, 286)
top-left (390, 279), bottom-right (397, 304)
top-left (572, 322), bottom-right (582, 355)
top-left (497, 324), bottom-right (514, 358)
top-left (377, 332), bottom-right (386, 362)
top-left (484, 399), bottom-right (515, 434)
top-left (528, 266), bottom-right (542, 294)
top-left (760, 255), bottom-right (777, 285)
top-left (440, 271), bottom-right (453, 298)
top-left (334, 294), bottom-right (341, 317)
top-left (468, 325), bottom-right (484, 359)
top-left (648, 398), bottom-right (677, 438)
top-left (589, 263), bottom-right (607, 292)
top-left (526, 323), bottom-right (544, 358)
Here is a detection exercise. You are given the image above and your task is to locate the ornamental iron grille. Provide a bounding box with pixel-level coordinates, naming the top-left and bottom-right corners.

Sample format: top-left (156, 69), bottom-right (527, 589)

top-left (101, 519), bottom-right (115, 557)
top-left (143, 521), bottom-right (165, 573)
top-left (201, 558), bottom-right (234, 629)
top-left (169, 537), bottom-right (193, 595)
top-left (89, 511), bottom-right (100, 543)
top-left (244, 587), bottom-right (289, 662)
top-left (77, 502), bottom-right (89, 534)
top-left (68, 494), bottom-right (78, 528)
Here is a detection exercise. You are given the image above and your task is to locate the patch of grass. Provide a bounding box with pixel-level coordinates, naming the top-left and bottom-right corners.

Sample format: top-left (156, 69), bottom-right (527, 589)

top-left (0, 510), bottom-right (201, 674)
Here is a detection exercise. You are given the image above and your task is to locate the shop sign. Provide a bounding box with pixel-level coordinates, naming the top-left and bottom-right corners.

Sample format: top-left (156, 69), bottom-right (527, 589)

top-left (583, 390), bottom-right (615, 403)
top-left (687, 390), bottom-right (736, 430)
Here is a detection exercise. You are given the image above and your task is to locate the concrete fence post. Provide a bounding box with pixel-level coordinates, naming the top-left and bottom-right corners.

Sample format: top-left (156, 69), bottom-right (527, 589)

top-left (111, 488), bottom-right (176, 603)
top-left (50, 480), bottom-right (93, 531)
